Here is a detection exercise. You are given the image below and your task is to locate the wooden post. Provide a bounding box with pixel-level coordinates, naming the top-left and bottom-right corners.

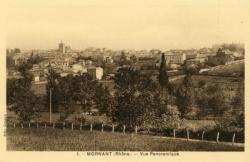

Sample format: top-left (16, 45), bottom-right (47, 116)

top-left (45, 123), bottom-right (47, 129)
top-left (53, 123), bottom-right (55, 129)
top-left (49, 88), bottom-right (52, 124)
top-left (202, 131), bottom-right (205, 141)
top-left (112, 124), bottom-right (115, 133)
top-left (71, 123), bottom-right (74, 130)
top-left (80, 122), bottom-right (82, 131)
top-left (173, 129), bottom-right (176, 138)
top-left (216, 132), bottom-right (220, 143)
top-left (90, 124), bottom-right (93, 132)
top-left (101, 124), bottom-right (104, 132)
top-left (123, 125), bottom-right (126, 134)
top-left (232, 133), bottom-right (236, 146)
top-left (187, 129), bottom-right (190, 141)
top-left (135, 126), bottom-right (138, 135)
top-left (13, 123), bottom-right (16, 128)
top-left (63, 122), bottom-right (65, 130)
top-left (29, 123), bottom-right (31, 128)
top-left (36, 123), bottom-right (39, 128)
top-left (21, 123), bottom-right (23, 129)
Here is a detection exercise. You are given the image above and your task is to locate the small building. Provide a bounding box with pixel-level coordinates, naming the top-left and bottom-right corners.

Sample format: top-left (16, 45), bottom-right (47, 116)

top-left (185, 54), bottom-right (208, 65)
top-left (87, 67), bottom-right (103, 80)
top-left (186, 54), bottom-right (197, 60)
top-left (165, 53), bottom-right (186, 65)
top-left (169, 63), bottom-right (181, 70)
top-left (29, 64), bottom-right (45, 82)
top-left (207, 48), bottom-right (234, 66)
top-left (106, 56), bottom-right (114, 64)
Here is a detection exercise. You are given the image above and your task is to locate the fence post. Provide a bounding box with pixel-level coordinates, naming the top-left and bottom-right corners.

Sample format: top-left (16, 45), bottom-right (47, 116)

top-left (101, 124), bottom-right (104, 132)
top-left (173, 129), bottom-right (176, 138)
top-left (29, 123), bottom-right (31, 128)
top-left (135, 126), bottom-right (138, 135)
top-left (187, 129), bottom-right (190, 141)
top-left (21, 123), bottom-right (23, 129)
top-left (13, 122), bottom-right (16, 128)
top-left (112, 124), bottom-right (115, 133)
top-left (202, 131), bottom-right (205, 141)
top-left (232, 132), bottom-right (236, 146)
top-left (216, 132), bottom-right (220, 143)
top-left (45, 123), bottom-right (47, 129)
top-left (71, 123), bottom-right (74, 130)
top-left (36, 123), bottom-right (39, 128)
top-left (63, 122), bottom-right (65, 130)
top-left (80, 122), bottom-right (82, 131)
top-left (123, 125), bottom-right (126, 134)
top-left (53, 123), bottom-right (55, 129)
top-left (90, 123), bottom-right (93, 132)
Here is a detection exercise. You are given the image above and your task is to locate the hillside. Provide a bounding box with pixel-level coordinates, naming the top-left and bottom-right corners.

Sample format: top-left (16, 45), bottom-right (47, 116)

top-left (200, 60), bottom-right (244, 77)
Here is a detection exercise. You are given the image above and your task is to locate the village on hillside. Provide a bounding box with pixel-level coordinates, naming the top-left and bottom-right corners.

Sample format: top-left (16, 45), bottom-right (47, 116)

top-left (6, 42), bottom-right (245, 151)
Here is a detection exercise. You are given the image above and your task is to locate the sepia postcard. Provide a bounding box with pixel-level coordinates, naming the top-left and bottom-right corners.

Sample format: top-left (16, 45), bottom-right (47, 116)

top-left (0, 0), bottom-right (250, 162)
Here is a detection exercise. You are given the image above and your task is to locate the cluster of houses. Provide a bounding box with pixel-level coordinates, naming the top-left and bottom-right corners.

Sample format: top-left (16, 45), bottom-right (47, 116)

top-left (7, 43), bottom-right (244, 97)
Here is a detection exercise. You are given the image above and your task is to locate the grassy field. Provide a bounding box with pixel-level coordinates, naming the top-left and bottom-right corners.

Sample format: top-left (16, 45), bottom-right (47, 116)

top-left (206, 60), bottom-right (244, 77)
top-left (6, 128), bottom-right (243, 151)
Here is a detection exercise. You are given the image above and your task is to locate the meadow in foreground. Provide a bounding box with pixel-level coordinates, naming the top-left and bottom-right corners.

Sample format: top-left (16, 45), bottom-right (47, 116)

top-left (6, 128), bottom-right (243, 151)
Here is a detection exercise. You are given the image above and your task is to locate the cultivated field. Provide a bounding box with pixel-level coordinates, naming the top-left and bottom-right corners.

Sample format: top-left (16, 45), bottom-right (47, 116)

top-left (6, 128), bottom-right (243, 151)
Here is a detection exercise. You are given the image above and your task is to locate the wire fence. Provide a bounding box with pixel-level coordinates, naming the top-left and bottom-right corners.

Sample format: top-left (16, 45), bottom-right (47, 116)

top-left (6, 121), bottom-right (244, 145)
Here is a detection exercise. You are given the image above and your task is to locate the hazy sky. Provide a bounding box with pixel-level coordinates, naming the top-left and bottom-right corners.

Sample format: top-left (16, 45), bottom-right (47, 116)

top-left (5, 0), bottom-right (248, 50)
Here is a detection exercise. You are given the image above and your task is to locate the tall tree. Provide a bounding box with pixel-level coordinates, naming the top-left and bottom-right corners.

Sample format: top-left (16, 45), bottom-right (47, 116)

top-left (73, 73), bottom-right (98, 114)
top-left (113, 67), bottom-right (141, 126)
top-left (8, 57), bottom-right (40, 121)
top-left (113, 67), bottom-right (180, 129)
top-left (158, 53), bottom-right (169, 90)
top-left (176, 74), bottom-right (198, 119)
top-left (94, 84), bottom-right (116, 117)
top-left (11, 87), bottom-right (39, 122)
top-left (57, 74), bottom-right (75, 120)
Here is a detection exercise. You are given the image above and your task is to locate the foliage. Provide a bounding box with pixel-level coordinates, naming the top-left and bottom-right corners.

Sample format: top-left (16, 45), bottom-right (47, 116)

top-left (196, 84), bottom-right (230, 117)
top-left (6, 56), bottom-right (15, 68)
top-left (46, 68), bottom-right (61, 112)
top-left (72, 73), bottom-right (99, 113)
top-left (27, 53), bottom-right (44, 65)
top-left (114, 67), bottom-right (180, 128)
top-left (176, 74), bottom-right (198, 119)
top-left (57, 75), bottom-right (76, 120)
top-left (184, 64), bottom-right (198, 75)
top-left (114, 67), bottom-right (148, 126)
top-left (160, 105), bottom-right (181, 129)
top-left (114, 67), bottom-right (141, 91)
top-left (231, 80), bottom-right (245, 129)
top-left (7, 55), bottom-right (42, 121)
top-left (118, 52), bottom-right (131, 66)
top-left (7, 77), bottom-right (39, 121)
top-left (130, 55), bottom-right (137, 63)
top-left (94, 84), bottom-right (116, 117)
top-left (158, 53), bottom-right (169, 89)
